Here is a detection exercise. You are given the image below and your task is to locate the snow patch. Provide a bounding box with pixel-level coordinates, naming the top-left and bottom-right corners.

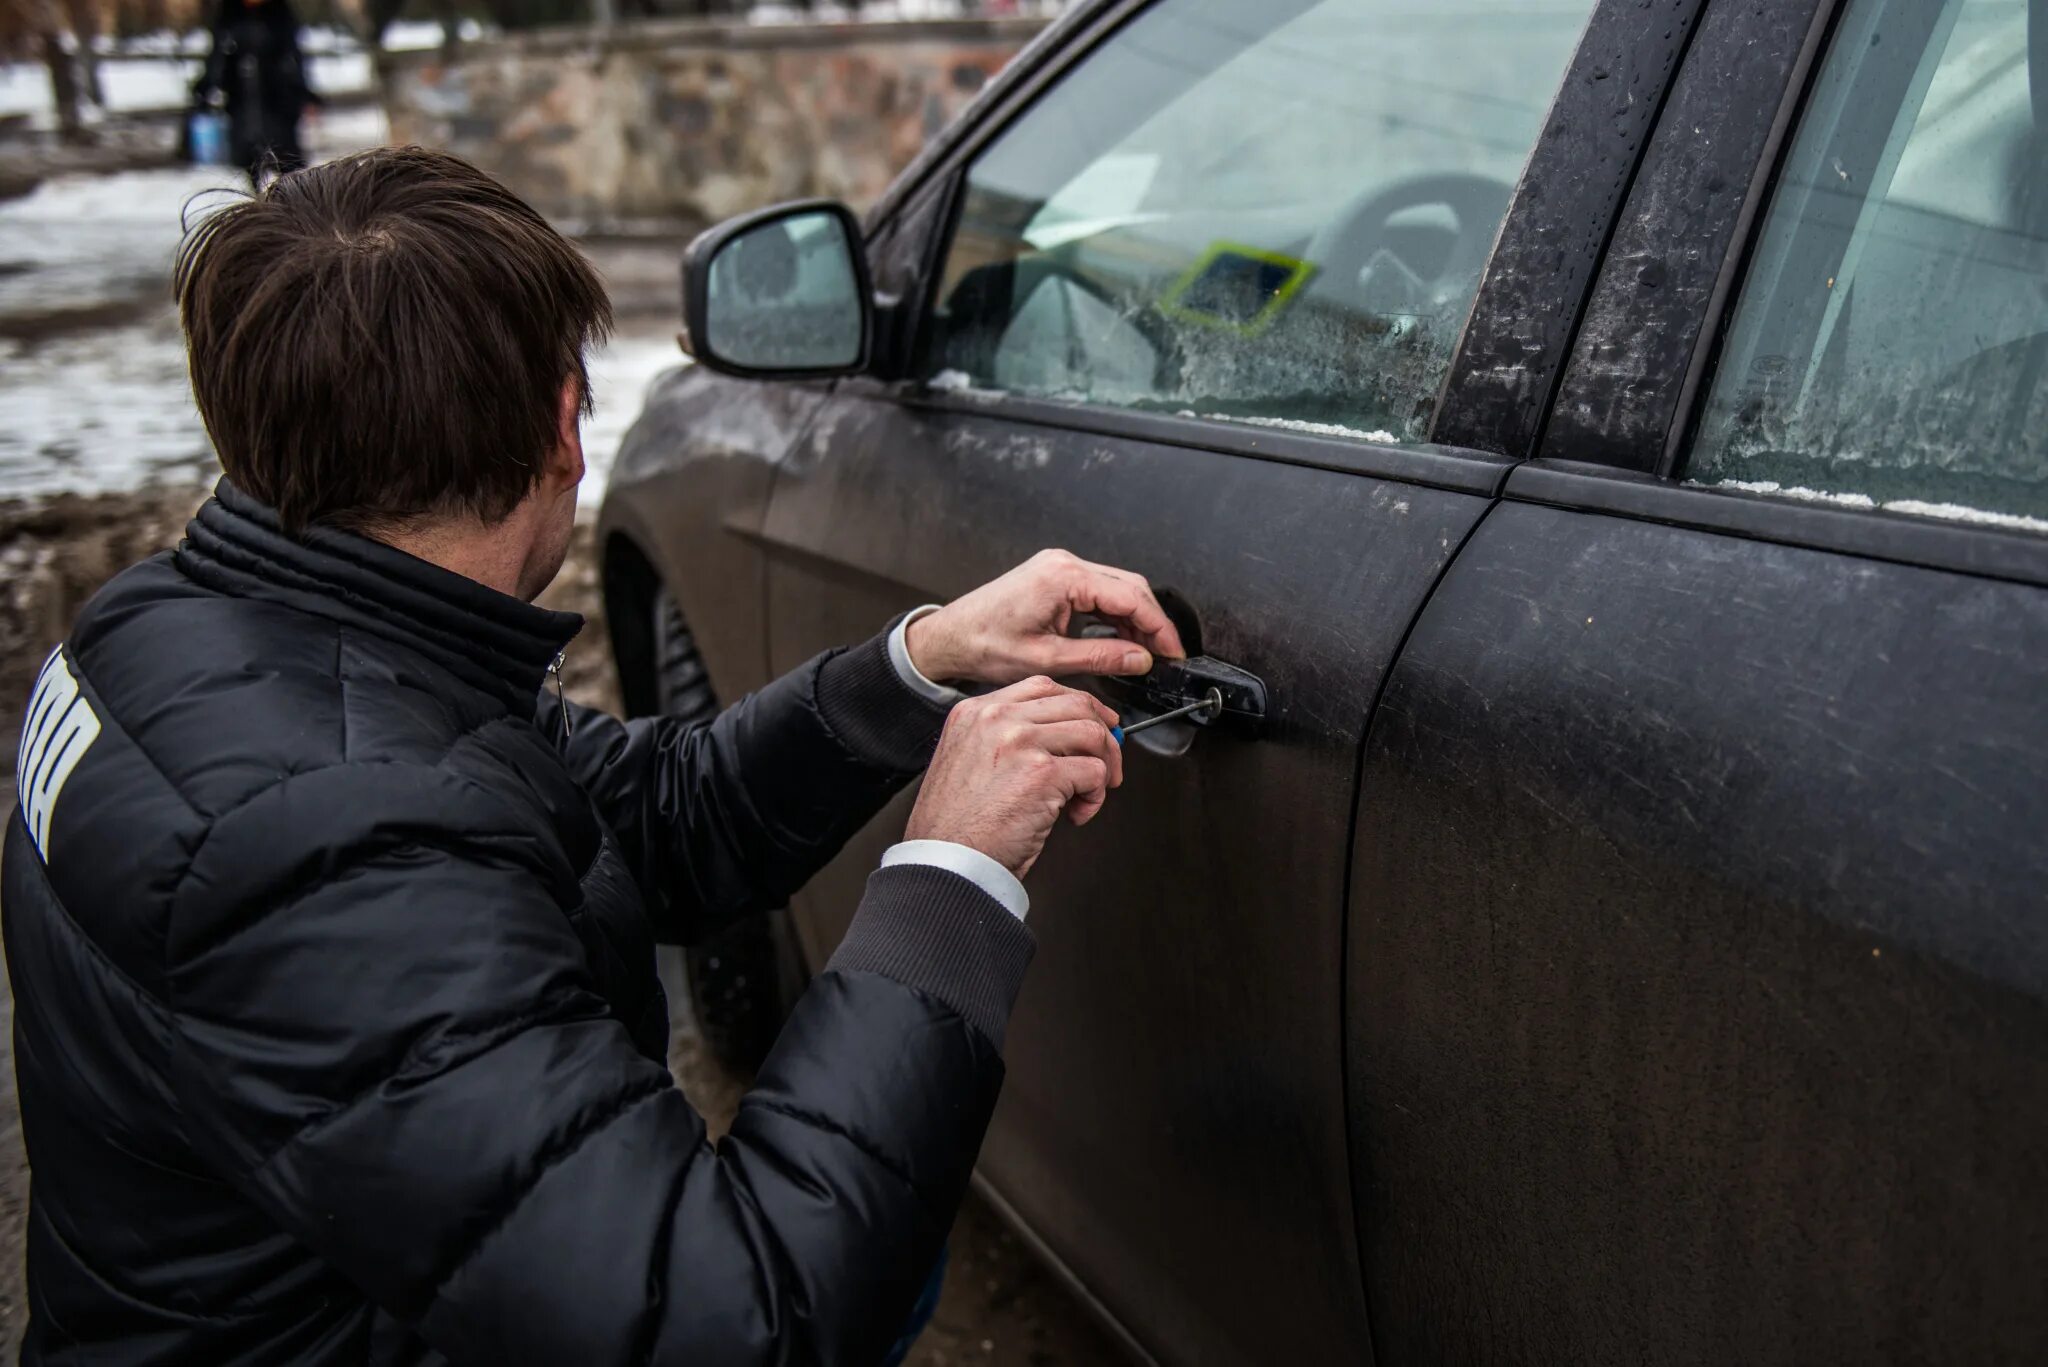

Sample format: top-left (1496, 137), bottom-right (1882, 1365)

top-left (582, 334), bottom-right (689, 500)
top-left (0, 323), bottom-right (214, 499)
top-left (0, 163), bottom-right (245, 227)
top-left (0, 106), bottom-right (406, 501)
top-left (921, 368), bottom-right (1010, 403)
top-left (1696, 479), bottom-right (2048, 535)
top-left (1880, 500), bottom-right (2048, 535)
top-left (313, 104), bottom-right (392, 150)
top-left (751, 0), bottom-right (1063, 21)
top-left (375, 21), bottom-right (488, 52)
top-left (0, 321), bottom-right (687, 502)
top-left (1200, 413), bottom-right (1400, 444)
top-left (1, 49), bottom-right (372, 126)
top-left (1701, 478), bottom-right (1877, 509)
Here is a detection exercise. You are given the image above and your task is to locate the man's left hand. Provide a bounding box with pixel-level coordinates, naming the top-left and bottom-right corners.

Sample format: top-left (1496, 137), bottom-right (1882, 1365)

top-left (905, 549), bottom-right (1187, 687)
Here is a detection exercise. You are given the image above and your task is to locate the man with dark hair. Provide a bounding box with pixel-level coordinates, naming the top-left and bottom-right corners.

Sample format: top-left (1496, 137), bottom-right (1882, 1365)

top-left (3, 147), bottom-right (1183, 1364)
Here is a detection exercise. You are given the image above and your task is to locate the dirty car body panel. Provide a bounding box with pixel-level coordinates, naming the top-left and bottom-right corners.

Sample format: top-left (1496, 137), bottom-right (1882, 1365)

top-left (761, 391), bottom-right (1499, 1361)
top-left (1354, 498), bottom-right (2048, 1362)
top-left (600, 0), bottom-right (2048, 1360)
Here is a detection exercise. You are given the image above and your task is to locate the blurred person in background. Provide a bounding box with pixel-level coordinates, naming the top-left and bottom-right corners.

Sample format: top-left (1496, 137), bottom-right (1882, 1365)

top-left (195, 0), bottom-right (319, 184)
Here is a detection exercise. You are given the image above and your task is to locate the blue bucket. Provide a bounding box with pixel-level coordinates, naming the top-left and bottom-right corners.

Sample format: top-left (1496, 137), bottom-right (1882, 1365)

top-left (188, 110), bottom-right (228, 166)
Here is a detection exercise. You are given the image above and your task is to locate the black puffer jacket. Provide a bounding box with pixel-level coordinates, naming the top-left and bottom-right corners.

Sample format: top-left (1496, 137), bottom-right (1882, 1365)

top-left (3, 482), bottom-right (1036, 1364)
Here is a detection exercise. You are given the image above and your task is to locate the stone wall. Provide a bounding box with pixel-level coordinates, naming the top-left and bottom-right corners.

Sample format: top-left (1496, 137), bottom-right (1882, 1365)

top-left (381, 16), bottom-right (1049, 234)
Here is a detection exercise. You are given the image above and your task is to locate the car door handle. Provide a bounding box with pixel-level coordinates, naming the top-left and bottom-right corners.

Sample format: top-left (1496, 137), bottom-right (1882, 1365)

top-left (1099, 653), bottom-right (1268, 737)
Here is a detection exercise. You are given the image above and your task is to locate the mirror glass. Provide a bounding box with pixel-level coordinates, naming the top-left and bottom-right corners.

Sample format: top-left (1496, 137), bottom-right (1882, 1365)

top-left (703, 210), bottom-right (863, 371)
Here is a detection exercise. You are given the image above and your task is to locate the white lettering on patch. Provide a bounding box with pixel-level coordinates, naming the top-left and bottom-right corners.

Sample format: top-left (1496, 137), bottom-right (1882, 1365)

top-left (16, 649), bottom-right (101, 860)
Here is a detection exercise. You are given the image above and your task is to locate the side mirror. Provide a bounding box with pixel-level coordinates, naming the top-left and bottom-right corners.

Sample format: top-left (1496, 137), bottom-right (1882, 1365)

top-left (680, 200), bottom-right (872, 378)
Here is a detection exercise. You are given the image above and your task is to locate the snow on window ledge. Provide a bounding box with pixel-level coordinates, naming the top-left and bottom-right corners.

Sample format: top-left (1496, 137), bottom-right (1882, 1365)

top-left (1689, 478), bottom-right (2048, 536)
top-left (1182, 412), bottom-right (1399, 444)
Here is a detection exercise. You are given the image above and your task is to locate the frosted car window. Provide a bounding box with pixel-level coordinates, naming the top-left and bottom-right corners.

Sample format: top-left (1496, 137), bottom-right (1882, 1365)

top-left (991, 276), bottom-right (1160, 402)
top-left (1690, 0), bottom-right (2048, 533)
top-left (922, 0), bottom-right (1596, 444)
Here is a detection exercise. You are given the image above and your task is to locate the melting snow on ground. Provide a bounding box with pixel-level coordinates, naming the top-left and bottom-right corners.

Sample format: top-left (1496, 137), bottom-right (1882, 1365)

top-left (582, 336), bottom-right (690, 497)
top-left (1, 102), bottom-right (677, 506)
top-left (1696, 478), bottom-right (2048, 535)
top-left (0, 162), bottom-right (250, 321)
top-left (0, 24), bottom-right (469, 126)
top-left (0, 320), bottom-right (214, 499)
top-left (0, 322), bottom-right (687, 504)
top-left (0, 50), bottom-right (374, 127)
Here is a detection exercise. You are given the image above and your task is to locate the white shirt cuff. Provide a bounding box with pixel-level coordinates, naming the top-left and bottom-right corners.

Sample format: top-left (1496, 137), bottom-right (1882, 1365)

top-left (882, 839), bottom-right (1030, 921)
top-left (887, 605), bottom-right (966, 707)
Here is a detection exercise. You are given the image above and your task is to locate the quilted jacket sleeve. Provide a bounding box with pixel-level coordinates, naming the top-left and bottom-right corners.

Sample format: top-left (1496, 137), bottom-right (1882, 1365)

top-left (164, 766), bottom-right (1027, 1365)
top-left (550, 629), bottom-right (949, 943)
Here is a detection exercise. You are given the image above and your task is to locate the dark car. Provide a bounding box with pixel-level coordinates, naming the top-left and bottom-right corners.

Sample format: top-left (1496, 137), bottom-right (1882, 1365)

top-left (597, 0), bottom-right (2048, 1360)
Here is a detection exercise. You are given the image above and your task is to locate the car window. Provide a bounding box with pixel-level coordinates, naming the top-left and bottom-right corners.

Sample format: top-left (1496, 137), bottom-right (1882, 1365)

top-left (920, 0), bottom-right (1596, 444)
top-left (1690, 0), bottom-right (2048, 534)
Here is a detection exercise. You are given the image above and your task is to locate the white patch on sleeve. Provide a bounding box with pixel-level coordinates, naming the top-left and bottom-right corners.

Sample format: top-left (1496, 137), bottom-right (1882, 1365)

top-left (16, 648), bottom-right (102, 860)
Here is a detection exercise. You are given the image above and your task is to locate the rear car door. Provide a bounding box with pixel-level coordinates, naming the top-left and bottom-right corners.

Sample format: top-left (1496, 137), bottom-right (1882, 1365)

top-left (1351, 0), bottom-right (2048, 1357)
top-left (755, 1), bottom-right (1637, 1358)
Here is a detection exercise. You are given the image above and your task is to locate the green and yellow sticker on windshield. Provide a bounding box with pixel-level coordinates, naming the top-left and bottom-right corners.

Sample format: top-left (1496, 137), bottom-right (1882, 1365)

top-left (1159, 241), bottom-right (1317, 338)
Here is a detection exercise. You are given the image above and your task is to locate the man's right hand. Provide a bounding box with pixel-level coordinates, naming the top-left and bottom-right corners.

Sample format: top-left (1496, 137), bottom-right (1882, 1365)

top-left (905, 676), bottom-right (1124, 880)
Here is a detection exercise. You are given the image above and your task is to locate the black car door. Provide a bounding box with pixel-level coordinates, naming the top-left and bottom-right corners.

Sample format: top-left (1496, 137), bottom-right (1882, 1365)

top-left (754, 0), bottom-right (1668, 1358)
top-left (1352, 0), bottom-right (2048, 1359)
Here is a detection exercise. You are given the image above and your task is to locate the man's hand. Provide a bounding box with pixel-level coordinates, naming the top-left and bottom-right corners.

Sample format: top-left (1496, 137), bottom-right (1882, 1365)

top-left (906, 676), bottom-right (1124, 879)
top-left (905, 549), bottom-right (1187, 687)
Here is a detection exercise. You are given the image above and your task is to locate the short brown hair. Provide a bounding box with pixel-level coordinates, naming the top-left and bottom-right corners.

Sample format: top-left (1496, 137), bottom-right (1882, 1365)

top-left (175, 146), bottom-right (613, 532)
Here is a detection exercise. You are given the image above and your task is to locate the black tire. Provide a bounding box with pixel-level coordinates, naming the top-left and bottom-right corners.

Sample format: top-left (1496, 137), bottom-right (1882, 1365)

top-left (650, 587), bottom-right (720, 726)
top-left (650, 589), bottom-right (804, 1075)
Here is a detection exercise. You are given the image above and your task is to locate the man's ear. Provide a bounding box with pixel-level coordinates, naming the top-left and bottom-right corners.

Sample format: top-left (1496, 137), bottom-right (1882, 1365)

top-left (547, 373), bottom-right (586, 490)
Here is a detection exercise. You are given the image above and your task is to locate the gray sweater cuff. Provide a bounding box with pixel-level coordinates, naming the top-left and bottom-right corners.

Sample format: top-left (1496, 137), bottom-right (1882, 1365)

top-left (814, 627), bottom-right (951, 775)
top-left (827, 864), bottom-right (1036, 1050)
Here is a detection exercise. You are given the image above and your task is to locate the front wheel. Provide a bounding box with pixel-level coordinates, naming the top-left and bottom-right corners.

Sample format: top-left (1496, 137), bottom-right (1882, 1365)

top-left (649, 587), bottom-right (805, 1074)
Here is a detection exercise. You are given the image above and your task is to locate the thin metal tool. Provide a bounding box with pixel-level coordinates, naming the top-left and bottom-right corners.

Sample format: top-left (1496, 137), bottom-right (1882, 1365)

top-left (1112, 687), bottom-right (1223, 743)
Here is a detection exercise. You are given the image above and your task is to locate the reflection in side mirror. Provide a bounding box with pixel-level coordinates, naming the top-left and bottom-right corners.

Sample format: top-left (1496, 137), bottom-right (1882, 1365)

top-left (682, 200), bottom-right (871, 378)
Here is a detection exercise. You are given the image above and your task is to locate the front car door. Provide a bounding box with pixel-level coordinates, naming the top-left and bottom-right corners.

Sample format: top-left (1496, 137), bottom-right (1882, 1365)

top-left (1353, 0), bottom-right (2048, 1356)
top-left (755, 1), bottom-right (1632, 1358)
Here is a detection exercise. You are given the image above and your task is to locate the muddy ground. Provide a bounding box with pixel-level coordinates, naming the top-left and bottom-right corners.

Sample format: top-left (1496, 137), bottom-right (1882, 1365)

top-left (0, 487), bottom-right (1124, 1365)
